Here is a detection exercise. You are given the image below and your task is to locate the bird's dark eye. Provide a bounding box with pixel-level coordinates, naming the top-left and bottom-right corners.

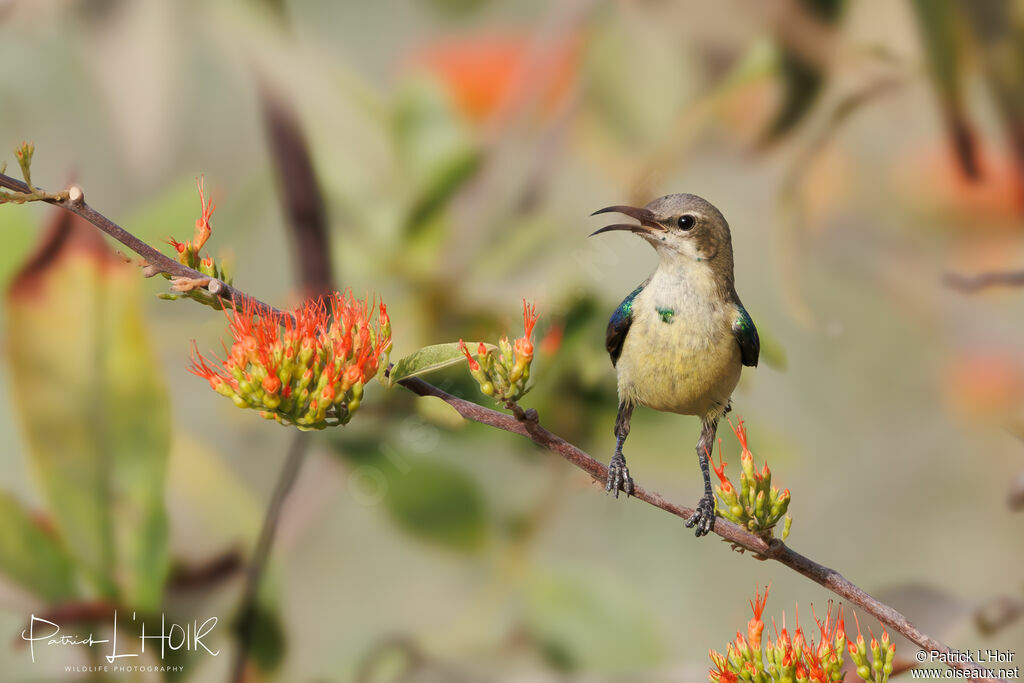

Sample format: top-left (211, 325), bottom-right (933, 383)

top-left (677, 214), bottom-right (696, 231)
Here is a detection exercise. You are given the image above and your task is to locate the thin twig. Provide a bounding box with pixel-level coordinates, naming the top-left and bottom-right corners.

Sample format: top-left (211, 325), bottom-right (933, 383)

top-left (945, 270), bottom-right (1024, 292)
top-left (0, 172), bottom-right (288, 322)
top-left (398, 377), bottom-right (1003, 682)
top-left (231, 433), bottom-right (310, 682)
top-left (1, 173), bottom-right (1005, 682)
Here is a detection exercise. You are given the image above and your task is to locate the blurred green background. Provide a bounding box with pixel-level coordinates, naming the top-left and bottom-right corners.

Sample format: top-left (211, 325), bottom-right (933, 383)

top-left (1, 0), bottom-right (1023, 681)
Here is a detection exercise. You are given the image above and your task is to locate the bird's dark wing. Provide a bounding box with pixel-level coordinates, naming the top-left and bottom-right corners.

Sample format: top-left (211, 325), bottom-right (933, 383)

top-left (732, 304), bottom-right (760, 368)
top-left (606, 283), bottom-right (645, 366)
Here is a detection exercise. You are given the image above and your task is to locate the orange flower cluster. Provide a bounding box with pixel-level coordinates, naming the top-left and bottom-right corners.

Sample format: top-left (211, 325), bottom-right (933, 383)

top-left (712, 419), bottom-right (792, 540)
top-left (709, 586), bottom-right (896, 683)
top-left (190, 292), bottom-right (391, 430)
top-left (459, 299), bottom-right (538, 403)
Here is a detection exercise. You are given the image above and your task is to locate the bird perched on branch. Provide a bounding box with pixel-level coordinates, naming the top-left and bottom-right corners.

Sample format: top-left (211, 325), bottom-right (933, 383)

top-left (590, 194), bottom-right (759, 536)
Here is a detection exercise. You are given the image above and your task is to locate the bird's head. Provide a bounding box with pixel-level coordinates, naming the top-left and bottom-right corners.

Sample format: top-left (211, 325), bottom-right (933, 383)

top-left (590, 193), bottom-right (734, 278)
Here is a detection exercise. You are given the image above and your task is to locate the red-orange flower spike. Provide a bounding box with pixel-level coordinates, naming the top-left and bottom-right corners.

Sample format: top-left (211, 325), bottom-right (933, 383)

top-left (194, 176), bottom-right (215, 250)
top-left (708, 649), bottom-right (738, 683)
top-left (514, 299), bottom-right (538, 361)
top-left (189, 341), bottom-right (232, 392)
top-left (853, 611), bottom-right (865, 644)
top-left (748, 584), bottom-right (770, 651)
top-left (712, 446), bottom-right (731, 489)
top-left (730, 417), bottom-right (751, 455)
top-left (522, 299), bottom-right (537, 337)
top-left (459, 339), bottom-right (480, 371)
top-left (168, 237), bottom-right (187, 255)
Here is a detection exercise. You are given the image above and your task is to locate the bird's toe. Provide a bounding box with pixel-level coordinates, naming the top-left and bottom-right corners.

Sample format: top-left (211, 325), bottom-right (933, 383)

top-left (685, 494), bottom-right (716, 537)
top-left (605, 454), bottom-right (634, 498)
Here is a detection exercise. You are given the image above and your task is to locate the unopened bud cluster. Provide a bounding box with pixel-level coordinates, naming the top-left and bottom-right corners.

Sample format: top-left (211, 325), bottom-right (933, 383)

top-left (847, 619), bottom-right (896, 683)
top-left (712, 419), bottom-right (792, 540)
top-left (459, 300), bottom-right (538, 405)
top-left (710, 586), bottom-right (895, 683)
top-left (1, 143), bottom-right (69, 204)
top-left (190, 292), bottom-right (392, 430)
top-left (162, 178), bottom-right (233, 309)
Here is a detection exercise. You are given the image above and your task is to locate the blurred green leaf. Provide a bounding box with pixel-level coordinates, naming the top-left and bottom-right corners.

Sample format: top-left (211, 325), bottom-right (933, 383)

top-left (0, 206), bottom-right (37, 289)
top-left (6, 213), bottom-right (171, 609)
top-left (382, 458), bottom-right (487, 553)
top-left (235, 603), bottom-right (287, 673)
top-left (0, 492), bottom-right (77, 602)
top-left (406, 147), bottom-right (481, 236)
top-left (332, 436), bottom-right (489, 553)
top-left (125, 176), bottom-right (204, 249)
top-left (524, 570), bottom-right (664, 673)
top-left (387, 342), bottom-right (493, 386)
top-left (415, 394), bottom-right (466, 429)
top-left (758, 327), bottom-right (788, 371)
top-left (421, 0), bottom-right (489, 17)
top-left (165, 435), bottom-right (262, 559)
top-left (393, 79), bottom-right (481, 238)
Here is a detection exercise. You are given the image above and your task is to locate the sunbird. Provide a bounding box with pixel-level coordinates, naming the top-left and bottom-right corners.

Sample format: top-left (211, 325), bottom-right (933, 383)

top-left (590, 194), bottom-right (759, 536)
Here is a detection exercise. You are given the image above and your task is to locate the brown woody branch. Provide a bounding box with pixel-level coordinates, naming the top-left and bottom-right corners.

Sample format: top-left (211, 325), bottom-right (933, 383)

top-left (0, 172), bottom-right (287, 322)
top-left (0, 171), bottom-right (1004, 682)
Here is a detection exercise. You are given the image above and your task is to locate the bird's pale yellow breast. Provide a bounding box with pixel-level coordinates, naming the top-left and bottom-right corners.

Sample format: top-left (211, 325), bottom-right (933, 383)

top-left (615, 266), bottom-right (742, 419)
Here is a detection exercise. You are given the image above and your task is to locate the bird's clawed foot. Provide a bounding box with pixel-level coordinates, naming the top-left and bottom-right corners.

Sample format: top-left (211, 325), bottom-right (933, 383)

top-left (605, 453), bottom-right (634, 498)
top-left (685, 492), bottom-right (716, 537)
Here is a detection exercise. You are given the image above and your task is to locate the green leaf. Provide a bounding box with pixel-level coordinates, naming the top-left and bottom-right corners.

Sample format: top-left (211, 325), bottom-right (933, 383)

top-left (758, 327), bottom-right (789, 371)
top-left (0, 205), bottom-right (37, 288)
top-left (332, 438), bottom-right (489, 553)
top-left (165, 435), bottom-right (262, 558)
top-left (524, 569), bottom-right (664, 673)
top-left (235, 604), bottom-right (287, 673)
top-left (386, 342), bottom-right (493, 386)
top-left (0, 492), bottom-right (77, 602)
top-left (382, 458), bottom-right (488, 553)
top-left (405, 147), bottom-right (481, 236)
top-left (6, 214), bottom-right (171, 609)
top-left (393, 79), bottom-right (481, 238)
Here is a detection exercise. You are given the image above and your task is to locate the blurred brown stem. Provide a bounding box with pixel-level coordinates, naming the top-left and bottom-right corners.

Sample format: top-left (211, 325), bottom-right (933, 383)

top-left (945, 270), bottom-right (1024, 292)
top-left (0, 171), bottom-right (1005, 683)
top-left (231, 433), bottom-right (309, 683)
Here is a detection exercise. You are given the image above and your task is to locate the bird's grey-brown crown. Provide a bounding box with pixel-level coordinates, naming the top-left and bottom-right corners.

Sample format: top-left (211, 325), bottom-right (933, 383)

top-left (644, 193), bottom-right (730, 234)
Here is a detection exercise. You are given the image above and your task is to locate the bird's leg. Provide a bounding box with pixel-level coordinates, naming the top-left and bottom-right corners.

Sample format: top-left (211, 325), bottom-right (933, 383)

top-left (685, 417), bottom-right (718, 537)
top-left (606, 401), bottom-right (635, 498)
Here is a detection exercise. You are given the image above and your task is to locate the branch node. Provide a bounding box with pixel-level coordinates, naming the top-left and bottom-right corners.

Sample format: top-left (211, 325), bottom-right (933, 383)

top-left (207, 278), bottom-right (224, 295)
top-left (140, 262), bottom-right (161, 278)
top-left (170, 276), bottom-right (211, 293)
top-left (68, 185), bottom-right (84, 206)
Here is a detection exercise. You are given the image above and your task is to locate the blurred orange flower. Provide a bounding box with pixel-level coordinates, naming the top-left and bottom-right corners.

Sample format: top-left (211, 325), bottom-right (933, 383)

top-left (408, 32), bottom-right (580, 122)
top-left (896, 143), bottom-right (1023, 225)
top-left (944, 351), bottom-right (1024, 419)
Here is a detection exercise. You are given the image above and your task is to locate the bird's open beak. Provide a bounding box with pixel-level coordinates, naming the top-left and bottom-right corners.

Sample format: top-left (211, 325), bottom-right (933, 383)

top-left (588, 205), bottom-right (662, 237)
